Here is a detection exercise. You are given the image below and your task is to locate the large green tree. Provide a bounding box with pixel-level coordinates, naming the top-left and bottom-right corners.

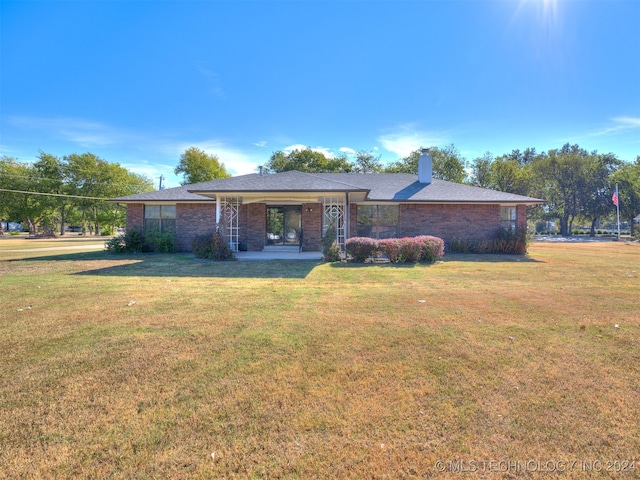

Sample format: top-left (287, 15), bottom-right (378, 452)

top-left (265, 148), bottom-right (352, 173)
top-left (580, 153), bottom-right (623, 236)
top-left (175, 147), bottom-right (231, 185)
top-left (352, 150), bottom-right (383, 173)
top-left (32, 152), bottom-right (69, 235)
top-left (469, 152), bottom-right (495, 188)
top-left (611, 157), bottom-right (640, 235)
top-left (383, 151), bottom-right (418, 174)
top-left (0, 157), bottom-right (38, 234)
top-left (431, 144), bottom-right (467, 183)
top-left (1, 153), bottom-right (153, 236)
top-left (489, 155), bottom-right (534, 195)
top-left (531, 144), bottom-right (592, 236)
top-left (0, 157), bottom-right (57, 235)
top-left (385, 145), bottom-right (467, 183)
top-left (66, 152), bottom-right (154, 234)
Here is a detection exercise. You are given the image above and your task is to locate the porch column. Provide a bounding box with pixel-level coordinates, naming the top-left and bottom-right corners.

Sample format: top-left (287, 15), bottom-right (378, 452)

top-left (344, 191), bottom-right (350, 241)
top-left (215, 197), bottom-right (221, 226)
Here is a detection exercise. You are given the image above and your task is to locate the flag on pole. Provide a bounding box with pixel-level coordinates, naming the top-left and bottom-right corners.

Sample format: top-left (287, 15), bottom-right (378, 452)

top-left (612, 186), bottom-right (619, 206)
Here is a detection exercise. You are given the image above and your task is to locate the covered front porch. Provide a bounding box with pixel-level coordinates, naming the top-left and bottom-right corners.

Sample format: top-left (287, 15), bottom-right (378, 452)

top-left (213, 194), bottom-right (349, 253)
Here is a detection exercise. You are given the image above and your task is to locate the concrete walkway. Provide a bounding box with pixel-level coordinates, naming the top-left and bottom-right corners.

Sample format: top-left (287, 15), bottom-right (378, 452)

top-left (236, 251), bottom-right (323, 261)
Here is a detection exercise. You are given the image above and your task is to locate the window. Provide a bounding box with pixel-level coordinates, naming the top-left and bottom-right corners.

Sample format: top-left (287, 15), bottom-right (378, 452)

top-left (356, 205), bottom-right (399, 239)
top-left (144, 205), bottom-right (176, 234)
top-left (500, 206), bottom-right (517, 231)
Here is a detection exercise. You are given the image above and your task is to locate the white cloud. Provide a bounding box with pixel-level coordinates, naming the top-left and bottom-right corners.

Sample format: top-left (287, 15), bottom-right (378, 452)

top-left (7, 115), bottom-right (130, 147)
top-left (197, 65), bottom-right (226, 99)
top-left (612, 116), bottom-right (640, 129)
top-left (339, 147), bottom-right (356, 156)
top-left (590, 117), bottom-right (640, 137)
top-left (254, 140), bottom-right (267, 148)
top-left (568, 116), bottom-right (640, 143)
top-left (283, 144), bottom-right (308, 152)
top-left (378, 125), bottom-right (447, 158)
top-left (4, 114), bottom-right (266, 185)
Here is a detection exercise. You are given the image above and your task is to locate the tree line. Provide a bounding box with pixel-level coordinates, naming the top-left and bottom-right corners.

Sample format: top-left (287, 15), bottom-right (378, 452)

top-left (263, 145), bottom-right (640, 236)
top-left (2, 144), bottom-right (638, 237)
top-left (0, 152), bottom-right (154, 236)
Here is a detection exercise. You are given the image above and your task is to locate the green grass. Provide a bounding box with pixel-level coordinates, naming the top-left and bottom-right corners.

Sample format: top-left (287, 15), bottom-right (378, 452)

top-left (0, 241), bottom-right (639, 478)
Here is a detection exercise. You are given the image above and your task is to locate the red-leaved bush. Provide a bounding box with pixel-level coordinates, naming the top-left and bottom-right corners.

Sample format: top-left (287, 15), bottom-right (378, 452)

top-left (378, 238), bottom-right (401, 262)
top-left (415, 235), bottom-right (446, 262)
top-left (345, 237), bottom-right (379, 262)
top-left (397, 237), bottom-right (422, 262)
top-left (346, 235), bottom-right (444, 263)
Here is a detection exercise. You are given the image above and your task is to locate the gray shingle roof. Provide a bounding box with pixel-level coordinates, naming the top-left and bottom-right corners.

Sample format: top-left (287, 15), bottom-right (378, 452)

top-left (188, 170), bottom-right (369, 193)
top-left (111, 170), bottom-right (544, 204)
top-left (313, 173), bottom-right (543, 203)
top-left (110, 183), bottom-right (215, 202)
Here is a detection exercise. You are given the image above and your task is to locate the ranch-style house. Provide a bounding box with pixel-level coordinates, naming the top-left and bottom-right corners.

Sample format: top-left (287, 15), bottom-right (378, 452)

top-left (110, 151), bottom-right (544, 253)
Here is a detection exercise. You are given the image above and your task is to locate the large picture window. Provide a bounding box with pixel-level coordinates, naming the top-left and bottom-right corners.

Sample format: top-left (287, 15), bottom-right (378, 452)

top-left (500, 206), bottom-right (517, 231)
top-left (356, 205), bottom-right (398, 239)
top-left (144, 205), bottom-right (176, 234)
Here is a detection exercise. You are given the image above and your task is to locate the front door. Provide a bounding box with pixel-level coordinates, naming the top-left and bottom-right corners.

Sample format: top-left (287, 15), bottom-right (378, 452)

top-left (266, 206), bottom-right (301, 246)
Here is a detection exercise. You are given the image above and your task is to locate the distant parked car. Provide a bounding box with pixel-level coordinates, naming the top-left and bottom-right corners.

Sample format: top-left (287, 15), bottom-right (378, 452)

top-left (1, 222), bottom-right (23, 232)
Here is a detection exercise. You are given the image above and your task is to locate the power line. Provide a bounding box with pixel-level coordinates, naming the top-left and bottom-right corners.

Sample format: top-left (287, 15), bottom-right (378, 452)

top-left (0, 188), bottom-right (110, 200)
top-left (0, 172), bottom-right (151, 189)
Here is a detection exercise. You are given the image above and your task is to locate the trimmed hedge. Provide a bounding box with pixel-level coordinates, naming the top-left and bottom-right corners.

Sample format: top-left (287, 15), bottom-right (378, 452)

top-left (346, 236), bottom-right (379, 263)
top-left (346, 235), bottom-right (445, 263)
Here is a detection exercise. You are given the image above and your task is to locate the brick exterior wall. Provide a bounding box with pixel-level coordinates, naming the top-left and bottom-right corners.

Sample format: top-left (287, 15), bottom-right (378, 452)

top-left (126, 203), bottom-right (144, 232)
top-left (517, 204), bottom-right (527, 230)
top-left (125, 203), bottom-right (216, 252)
top-left (301, 203), bottom-right (322, 252)
top-left (348, 204), bottom-right (357, 240)
top-left (397, 203), bottom-right (501, 243)
top-left (175, 203), bottom-right (216, 252)
top-left (244, 203), bottom-right (266, 251)
top-left (347, 203), bottom-right (529, 245)
top-left (127, 201), bottom-right (530, 253)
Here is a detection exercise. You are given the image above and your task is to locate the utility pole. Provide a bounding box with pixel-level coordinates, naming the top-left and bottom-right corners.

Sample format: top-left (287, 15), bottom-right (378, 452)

top-left (158, 175), bottom-right (165, 190)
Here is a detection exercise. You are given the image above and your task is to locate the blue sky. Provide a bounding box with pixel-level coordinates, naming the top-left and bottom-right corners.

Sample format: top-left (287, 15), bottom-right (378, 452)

top-left (2, 0), bottom-right (639, 189)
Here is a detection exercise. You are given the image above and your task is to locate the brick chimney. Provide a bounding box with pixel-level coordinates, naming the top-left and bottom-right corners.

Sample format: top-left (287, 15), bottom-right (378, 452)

top-left (418, 148), bottom-right (432, 184)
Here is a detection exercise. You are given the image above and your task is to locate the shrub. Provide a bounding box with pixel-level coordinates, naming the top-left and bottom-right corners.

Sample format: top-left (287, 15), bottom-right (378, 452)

top-left (105, 228), bottom-right (146, 253)
top-left (449, 237), bottom-right (477, 253)
top-left (397, 237), bottom-right (422, 263)
top-left (415, 235), bottom-right (445, 263)
top-left (348, 236), bottom-right (445, 263)
top-left (378, 238), bottom-right (401, 262)
top-left (496, 227), bottom-right (528, 254)
top-left (192, 231), bottom-right (234, 260)
top-left (146, 230), bottom-right (177, 254)
top-left (346, 237), bottom-right (379, 262)
top-left (105, 235), bottom-right (127, 253)
top-left (105, 228), bottom-right (176, 254)
top-left (321, 229), bottom-right (342, 262)
top-left (324, 241), bottom-right (342, 262)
